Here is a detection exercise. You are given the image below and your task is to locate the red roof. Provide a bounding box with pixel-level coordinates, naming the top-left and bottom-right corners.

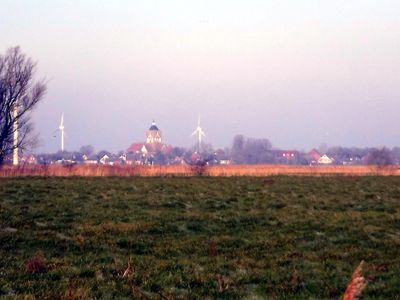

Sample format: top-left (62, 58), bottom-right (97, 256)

top-left (127, 142), bottom-right (173, 154)
top-left (308, 149), bottom-right (322, 161)
top-left (127, 143), bottom-right (146, 153)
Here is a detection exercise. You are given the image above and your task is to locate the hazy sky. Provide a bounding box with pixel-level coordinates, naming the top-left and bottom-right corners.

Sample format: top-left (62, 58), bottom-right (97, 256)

top-left (1, 0), bottom-right (399, 152)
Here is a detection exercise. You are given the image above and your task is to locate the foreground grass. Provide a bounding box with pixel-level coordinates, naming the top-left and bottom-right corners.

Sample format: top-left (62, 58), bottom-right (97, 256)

top-left (1, 176), bottom-right (400, 299)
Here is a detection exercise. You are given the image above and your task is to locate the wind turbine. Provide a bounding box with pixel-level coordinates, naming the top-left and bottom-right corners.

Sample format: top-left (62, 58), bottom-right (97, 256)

top-left (59, 113), bottom-right (65, 152)
top-left (191, 114), bottom-right (206, 152)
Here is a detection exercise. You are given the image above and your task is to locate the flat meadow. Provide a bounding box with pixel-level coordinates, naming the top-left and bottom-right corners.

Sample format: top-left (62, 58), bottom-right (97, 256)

top-left (1, 176), bottom-right (400, 299)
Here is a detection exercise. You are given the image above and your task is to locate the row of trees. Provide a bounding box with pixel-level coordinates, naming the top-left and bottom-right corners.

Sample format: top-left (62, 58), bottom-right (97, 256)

top-left (231, 135), bottom-right (273, 164)
top-left (230, 139), bottom-right (398, 166)
top-left (229, 136), bottom-right (398, 166)
top-left (327, 146), bottom-right (396, 166)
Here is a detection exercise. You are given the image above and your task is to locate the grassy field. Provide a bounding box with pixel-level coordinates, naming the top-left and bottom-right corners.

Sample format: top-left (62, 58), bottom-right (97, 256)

top-left (1, 176), bottom-right (400, 299)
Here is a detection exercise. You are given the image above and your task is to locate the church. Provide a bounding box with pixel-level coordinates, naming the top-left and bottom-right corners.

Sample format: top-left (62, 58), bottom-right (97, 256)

top-left (146, 121), bottom-right (162, 144)
top-left (127, 121), bottom-right (172, 164)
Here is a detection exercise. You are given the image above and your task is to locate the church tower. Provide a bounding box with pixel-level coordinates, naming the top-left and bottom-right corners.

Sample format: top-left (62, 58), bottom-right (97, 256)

top-left (146, 120), bottom-right (162, 144)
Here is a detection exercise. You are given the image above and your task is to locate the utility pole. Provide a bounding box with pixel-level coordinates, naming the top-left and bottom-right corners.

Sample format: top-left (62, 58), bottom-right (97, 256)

top-left (12, 105), bottom-right (18, 165)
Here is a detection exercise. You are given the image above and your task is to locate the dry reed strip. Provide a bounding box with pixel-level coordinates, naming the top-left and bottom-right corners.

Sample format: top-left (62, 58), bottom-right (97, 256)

top-left (0, 164), bottom-right (399, 177)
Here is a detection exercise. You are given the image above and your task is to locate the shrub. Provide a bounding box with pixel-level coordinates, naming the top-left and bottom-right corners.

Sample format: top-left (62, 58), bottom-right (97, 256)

top-left (25, 254), bottom-right (47, 274)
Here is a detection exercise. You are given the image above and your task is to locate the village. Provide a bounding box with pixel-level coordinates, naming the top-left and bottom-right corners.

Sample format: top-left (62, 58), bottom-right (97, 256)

top-left (7, 119), bottom-right (398, 167)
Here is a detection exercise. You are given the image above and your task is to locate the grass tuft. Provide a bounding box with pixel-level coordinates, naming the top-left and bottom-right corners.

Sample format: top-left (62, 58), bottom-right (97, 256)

top-left (25, 252), bottom-right (47, 274)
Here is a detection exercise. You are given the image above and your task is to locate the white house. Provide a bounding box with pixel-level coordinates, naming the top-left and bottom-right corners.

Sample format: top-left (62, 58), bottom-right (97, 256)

top-left (318, 154), bottom-right (334, 164)
top-left (99, 154), bottom-right (110, 164)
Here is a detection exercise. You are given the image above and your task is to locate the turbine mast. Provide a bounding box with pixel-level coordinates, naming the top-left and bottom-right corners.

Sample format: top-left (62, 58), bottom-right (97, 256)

top-left (198, 129), bottom-right (202, 151)
top-left (191, 114), bottom-right (206, 153)
top-left (197, 115), bottom-right (201, 150)
top-left (59, 113), bottom-right (65, 152)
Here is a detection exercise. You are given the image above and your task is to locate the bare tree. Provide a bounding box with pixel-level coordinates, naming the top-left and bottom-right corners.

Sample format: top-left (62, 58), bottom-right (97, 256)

top-left (231, 134), bottom-right (246, 164)
top-left (365, 147), bottom-right (393, 166)
top-left (0, 46), bottom-right (46, 165)
top-left (230, 134), bottom-right (273, 164)
top-left (79, 145), bottom-right (95, 156)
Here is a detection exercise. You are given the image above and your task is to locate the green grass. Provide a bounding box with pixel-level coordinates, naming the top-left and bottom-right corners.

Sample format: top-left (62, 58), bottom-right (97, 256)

top-left (1, 176), bottom-right (400, 299)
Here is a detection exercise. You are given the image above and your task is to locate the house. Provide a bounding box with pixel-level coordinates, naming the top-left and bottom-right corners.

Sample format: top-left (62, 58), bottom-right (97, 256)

top-left (119, 154), bottom-right (127, 163)
top-left (20, 154), bottom-right (37, 165)
top-left (214, 149), bottom-right (231, 165)
top-left (268, 150), bottom-right (300, 164)
top-left (318, 154), bottom-right (334, 164)
top-left (308, 149), bottom-right (322, 161)
top-left (82, 154), bottom-right (98, 165)
top-left (304, 149), bottom-right (322, 165)
top-left (99, 154), bottom-right (110, 164)
top-left (127, 143), bottom-right (149, 156)
top-left (277, 150), bottom-right (299, 159)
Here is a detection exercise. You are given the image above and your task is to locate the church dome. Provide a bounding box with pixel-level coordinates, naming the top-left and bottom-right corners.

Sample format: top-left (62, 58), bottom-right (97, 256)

top-left (149, 120), bottom-right (159, 131)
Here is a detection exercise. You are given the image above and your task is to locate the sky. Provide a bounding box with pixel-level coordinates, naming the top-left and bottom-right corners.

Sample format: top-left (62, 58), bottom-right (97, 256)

top-left (1, 0), bottom-right (399, 153)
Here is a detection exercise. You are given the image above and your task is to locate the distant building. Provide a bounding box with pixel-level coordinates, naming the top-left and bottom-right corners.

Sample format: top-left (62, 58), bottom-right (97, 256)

top-left (277, 150), bottom-right (299, 159)
top-left (128, 143), bottom-right (149, 156)
top-left (146, 120), bottom-right (162, 144)
top-left (318, 154), bottom-right (334, 164)
top-left (308, 149), bottom-right (322, 161)
top-left (304, 149), bottom-right (322, 165)
top-left (268, 150), bottom-right (300, 164)
top-left (82, 154), bottom-right (98, 164)
top-left (127, 120), bottom-right (172, 164)
top-left (99, 154), bottom-right (110, 165)
top-left (214, 149), bottom-right (231, 165)
top-left (20, 154), bottom-right (37, 165)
